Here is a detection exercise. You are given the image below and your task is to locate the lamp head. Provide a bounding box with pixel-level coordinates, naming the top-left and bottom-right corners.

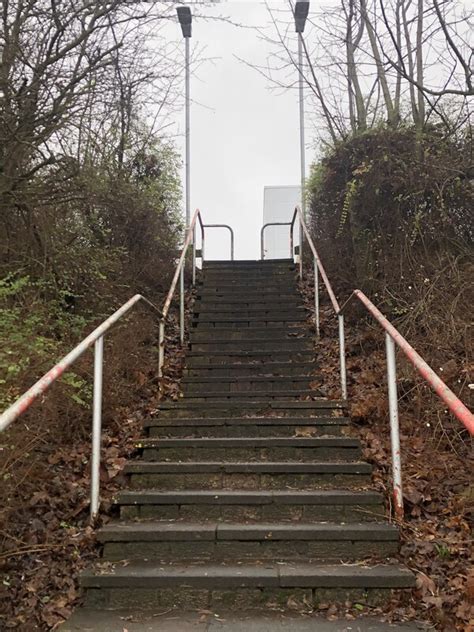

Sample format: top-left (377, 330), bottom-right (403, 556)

top-left (294, 0), bottom-right (309, 33)
top-left (177, 6), bottom-right (192, 38)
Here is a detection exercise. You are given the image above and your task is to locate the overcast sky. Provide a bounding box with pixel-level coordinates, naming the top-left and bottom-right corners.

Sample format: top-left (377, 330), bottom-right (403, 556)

top-left (165, 1), bottom-right (308, 260)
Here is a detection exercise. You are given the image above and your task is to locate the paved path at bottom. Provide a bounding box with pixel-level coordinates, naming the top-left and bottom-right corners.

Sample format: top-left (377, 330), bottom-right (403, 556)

top-left (60, 609), bottom-right (428, 631)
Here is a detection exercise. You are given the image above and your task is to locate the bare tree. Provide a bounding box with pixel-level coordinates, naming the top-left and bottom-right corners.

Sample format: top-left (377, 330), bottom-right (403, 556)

top-left (380, 0), bottom-right (473, 106)
top-left (252, 0), bottom-right (472, 144)
top-left (343, 0), bottom-right (367, 132)
top-left (0, 0), bottom-right (188, 262)
top-left (359, 0), bottom-right (399, 125)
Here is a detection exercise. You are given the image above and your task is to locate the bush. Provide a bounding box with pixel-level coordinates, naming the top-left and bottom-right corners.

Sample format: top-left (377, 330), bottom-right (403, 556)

top-left (307, 125), bottom-right (473, 432)
top-left (308, 126), bottom-right (473, 292)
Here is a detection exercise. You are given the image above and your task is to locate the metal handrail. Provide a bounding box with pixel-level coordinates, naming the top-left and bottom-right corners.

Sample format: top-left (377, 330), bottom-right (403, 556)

top-left (0, 294), bottom-right (161, 520)
top-left (339, 289), bottom-right (474, 518)
top-left (339, 290), bottom-right (474, 433)
top-left (202, 224), bottom-right (235, 261)
top-left (268, 205), bottom-right (474, 520)
top-left (289, 206), bottom-right (347, 398)
top-left (158, 208), bottom-right (203, 372)
top-left (261, 222), bottom-right (293, 260)
top-left (0, 295), bottom-right (161, 432)
top-left (0, 208), bottom-right (235, 521)
top-left (159, 213), bottom-right (235, 374)
top-left (292, 207), bottom-right (340, 313)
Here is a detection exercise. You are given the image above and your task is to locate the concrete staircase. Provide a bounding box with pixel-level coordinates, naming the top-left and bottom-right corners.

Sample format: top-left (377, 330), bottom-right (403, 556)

top-left (80, 259), bottom-right (414, 612)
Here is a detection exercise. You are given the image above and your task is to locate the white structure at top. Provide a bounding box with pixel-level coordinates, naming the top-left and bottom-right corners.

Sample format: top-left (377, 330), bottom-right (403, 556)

top-left (262, 185), bottom-right (301, 259)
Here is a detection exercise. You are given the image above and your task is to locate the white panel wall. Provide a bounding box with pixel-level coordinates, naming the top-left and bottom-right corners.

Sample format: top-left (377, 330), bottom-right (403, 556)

top-left (262, 186), bottom-right (301, 259)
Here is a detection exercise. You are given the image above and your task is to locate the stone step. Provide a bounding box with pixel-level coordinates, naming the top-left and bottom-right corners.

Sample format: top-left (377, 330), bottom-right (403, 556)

top-left (186, 350), bottom-right (315, 365)
top-left (180, 390), bottom-right (324, 401)
top-left (201, 263), bottom-right (298, 277)
top-left (183, 376), bottom-right (314, 393)
top-left (193, 299), bottom-right (301, 309)
top-left (203, 259), bottom-right (294, 269)
top-left (193, 304), bottom-right (306, 313)
top-left (195, 285), bottom-right (298, 294)
top-left (98, 521), bottom-right (399, 562)
top-left (137, 437), bottom-right (361, 461)
top-left (124, 461), bottom-right (371, 490)
top-left (190, 328), bottom-right (308, 341)
top-left (116, 489), bottom-right (385, 522)
top-left (202, 264), bottom-right (295, 274)
top-left (81, 562), bottom-right (414, 610)
top-left (191, 339), bottom-right (313, 352)
top-left (201, 274), bottom-right (295, 283)
top-left (199, 285), bottom-right (296, 294)
top-left (183, 375), bottom-right (314, 383)
top-left (192, 319), bottom-right (307, 329)
top-left (200, 275), bottom-right (295, 283)
top-left (197, 291), bottom-right (298, 300)
top-left (203, 264), bottom-right (295, 271)
top-left (144, 416), bottom-right (349, 438)
top-left (184, 362), bottom-right (318, 377)
top-left (155, 400), bottom-right (346, 418)
top-left (191, 310), bottom-right (308, 329)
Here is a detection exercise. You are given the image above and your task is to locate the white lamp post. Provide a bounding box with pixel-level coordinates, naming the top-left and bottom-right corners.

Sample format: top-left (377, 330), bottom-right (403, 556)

top-left (294, 1), bottom-right (309, 220)
top-left (177, 6), bottom-right (192, 229)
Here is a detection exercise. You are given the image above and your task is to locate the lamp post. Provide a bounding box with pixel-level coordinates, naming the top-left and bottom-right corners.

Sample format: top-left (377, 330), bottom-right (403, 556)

top-left (294, 1), bottom-right (309, 220)
top-left (177, 6), bottom-right (192, 230)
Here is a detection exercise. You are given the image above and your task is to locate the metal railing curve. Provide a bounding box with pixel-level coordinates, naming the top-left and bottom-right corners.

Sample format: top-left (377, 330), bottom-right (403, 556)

top-left (261, 222), bottom-right (293, 260)
top-left (202, 224), bottom-right (235, 261)
top-left (0, 208), bottom-right (234, 521)
top-left (267, 205), bottom-right (474, 520)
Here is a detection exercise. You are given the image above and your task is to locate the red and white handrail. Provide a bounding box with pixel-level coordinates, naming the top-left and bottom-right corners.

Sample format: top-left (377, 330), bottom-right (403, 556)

top-left (0, 294), bottom-right (162, 521)
top-left (0, 209), bottom-right (234, 521)
top-left (279, 206), bottom-right (474, 519)
top-left (339, 289), bottom-right (474, 434)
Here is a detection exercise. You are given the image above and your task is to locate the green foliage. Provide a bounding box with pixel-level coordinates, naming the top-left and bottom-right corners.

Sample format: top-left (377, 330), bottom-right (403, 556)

top-left (435, 543), bottom-right (451, 559)
top-left (0, 113), bottom-right (182, 429)
top-left (308, 126), bottom-right (473, 291)
top-left (0, 274), bottom-right (93, 409)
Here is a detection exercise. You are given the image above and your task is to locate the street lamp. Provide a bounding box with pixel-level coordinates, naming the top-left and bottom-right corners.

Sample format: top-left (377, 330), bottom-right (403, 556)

top-left (177, 6), bottom-right (192, 229)
top-left (294, 1), bottom-right (309, 220)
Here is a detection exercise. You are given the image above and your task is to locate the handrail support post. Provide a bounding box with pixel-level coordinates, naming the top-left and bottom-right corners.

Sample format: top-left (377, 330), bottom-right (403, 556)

top-left (90, 335), bottom-right (104, 522)
top-left (314, 258), bottom-right (320, 337)
top-left (158, 320), bottom-right (165, 379)
top-left (192, 224), bottom-right (197, 286)
top-left (299, 220), bottom-right (303, 279)
top-left (338, 315), bottom-right (347, 400)
top-left (180, 267), bottom-right (185, 344)
top-left (385, 333), bottom-right (404, 521)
